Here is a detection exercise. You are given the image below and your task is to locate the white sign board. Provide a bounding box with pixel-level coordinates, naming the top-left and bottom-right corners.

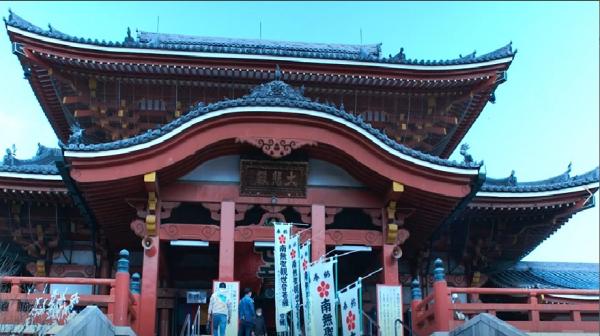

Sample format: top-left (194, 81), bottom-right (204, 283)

top-left (377, 284), bottom-right (403, 336)
top-left (212, 281), bottom-right (239, 336)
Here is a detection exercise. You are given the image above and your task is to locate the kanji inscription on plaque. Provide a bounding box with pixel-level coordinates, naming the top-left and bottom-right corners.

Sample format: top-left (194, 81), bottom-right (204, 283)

top-left (240, 159), bottom-right (308, 198)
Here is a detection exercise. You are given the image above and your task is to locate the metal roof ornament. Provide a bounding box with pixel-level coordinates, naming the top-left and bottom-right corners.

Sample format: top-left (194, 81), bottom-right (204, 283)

top-left (2, 144), bottom-right (16, 165)
top-left (274, 65), bottom-right (282, 81)
top-left (68, 123), bottom-right (85, 145)
top-left (459, 143), bottom-right (474, 164)
top-left (507, 170), bottom-right (517, 186)
top-left (124, 27), bottom-right (134, 44)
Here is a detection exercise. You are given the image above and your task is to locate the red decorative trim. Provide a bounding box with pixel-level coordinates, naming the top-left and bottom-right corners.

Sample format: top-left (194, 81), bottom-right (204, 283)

top-left (236, 137), bottom-right (317, 159)
top-left (159, 223), bottom-right (221, 241)
top-left (325, 229), bottom-right (382, 246)
top-left (202, 203), bottom-right (221, 221)
top-left (325, 207), bottom-right (342, 225)
top-left (130, 219), bottom-right (147, 238)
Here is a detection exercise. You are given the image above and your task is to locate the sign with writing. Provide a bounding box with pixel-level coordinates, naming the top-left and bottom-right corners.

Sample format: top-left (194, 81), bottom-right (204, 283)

top-left (339, 283), bottom-right (361, 336)
top-left (289, 234), bottom-right (302, 335)
top-left (376, 284), bottom-right (403, 336)
top-left (186, 290), bottom-right (207, 304)
top-left (308, 259), bottom-right (338, 336)
top-left (299, 241), bottom-right (312, 336)
top-left (212, 281), bottom-right (239, 336)
top-left (240, 159), bottom-right (308, 198)
top-left (274, 223), bottom-right (292, 332)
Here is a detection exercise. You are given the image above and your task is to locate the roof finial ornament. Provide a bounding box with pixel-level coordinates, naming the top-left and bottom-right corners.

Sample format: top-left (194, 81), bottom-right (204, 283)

top-left (3, 144), bottom-right (16, 165)
top-left (508, 170), bottom-right (517, 186)
top-left (124, 27), bottom-right (134, 44)
top-left (68, 123), bottom-right (85, 145)
top-left (567, 162), bottom-right (572, 175)
top-left (459, 143), bottom-right (474, 164)
top-left (274, 65), bottom-right (282, 81)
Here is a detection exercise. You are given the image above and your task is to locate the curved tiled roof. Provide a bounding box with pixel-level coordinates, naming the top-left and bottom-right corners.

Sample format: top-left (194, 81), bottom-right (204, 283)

top-left (60, 73), bottom-right (481, 169)
top-left (491, 261), bottom-right (599, 290)
top-left (0, 143), bottom-right (61, 175)
top-left (481, 165), bottom-right (599, 193)
top-left (4, 10), bottom-right (515, 66)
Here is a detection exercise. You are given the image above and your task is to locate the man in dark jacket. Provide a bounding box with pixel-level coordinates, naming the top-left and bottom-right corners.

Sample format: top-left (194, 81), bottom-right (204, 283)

top-left (253, 308), bottom-right (267, 336)
top-left (238, 288), bottom-right (255, 336)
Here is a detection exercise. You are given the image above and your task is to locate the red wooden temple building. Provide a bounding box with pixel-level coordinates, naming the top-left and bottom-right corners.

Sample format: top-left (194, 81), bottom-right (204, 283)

top-left (1, 11), bottom-right (598, 335)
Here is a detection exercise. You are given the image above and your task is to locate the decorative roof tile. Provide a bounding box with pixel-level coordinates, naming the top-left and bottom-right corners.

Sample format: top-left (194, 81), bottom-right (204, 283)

top-left (491, 261), bottom-right (599, 290)
top-left (4, 10), bottom-right (515, 66)
top-left (0, 143), bottom-right (61, 175)
top-left (61, 75), bottom-right (481, 169)
top-left (481, 165), bottom-right (599, 193)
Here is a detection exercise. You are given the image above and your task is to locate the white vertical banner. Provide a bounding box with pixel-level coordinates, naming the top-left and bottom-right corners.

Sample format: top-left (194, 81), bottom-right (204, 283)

top-left (377, 284), bottom-right (403, 336)
top-left (274, 223), bottom-right (292, 332)
top-left (308, 259), bottom-right (337, 336)
top-left (212, 281), bottom-right (239, 336)
top-left (299, 242), bottom-right (312, 336)
top-left (338, 282), bottom-right (361, 336)
top-left (289, 234), bottom-right (302, 335)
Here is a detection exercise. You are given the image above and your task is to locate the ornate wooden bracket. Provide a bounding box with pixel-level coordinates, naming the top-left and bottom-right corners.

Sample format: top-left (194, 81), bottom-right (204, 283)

top-left (144, 172), bottom-right (159, 236)
top-left (236, 137), bottom-right (316, 158)
top-left (131, 219), bottom-right (147, 238)
top-left (385, 201), bottom-right (398, 244)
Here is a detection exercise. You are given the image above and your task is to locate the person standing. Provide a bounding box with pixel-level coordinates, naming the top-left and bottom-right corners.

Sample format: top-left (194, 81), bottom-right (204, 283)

top-left (208, 282), bottom-right (232, 336)
top-left (253, 307), bottom-right (267, 336)
top-left (238, 287), bottom-right (255, 336)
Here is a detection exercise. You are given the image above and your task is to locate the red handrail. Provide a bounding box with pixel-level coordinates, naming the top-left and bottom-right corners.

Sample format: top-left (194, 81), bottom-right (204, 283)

top-left (1, 273), bottom-right (137, 330)
top-left (411, 281), bottom-right (600, 336)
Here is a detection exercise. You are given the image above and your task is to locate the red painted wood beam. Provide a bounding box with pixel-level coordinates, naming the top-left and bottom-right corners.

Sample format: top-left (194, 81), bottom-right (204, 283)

top-left (159, 223), bottom-right (383, 246)
top-left (219, 201), bottom-right (235, 281)
top-left (162, 183), bottom-right (383, 208)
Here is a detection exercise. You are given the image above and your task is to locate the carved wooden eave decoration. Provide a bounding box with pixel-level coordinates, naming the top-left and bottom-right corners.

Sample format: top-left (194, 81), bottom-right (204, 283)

top-left (236, 137), bottom-right (316, 159)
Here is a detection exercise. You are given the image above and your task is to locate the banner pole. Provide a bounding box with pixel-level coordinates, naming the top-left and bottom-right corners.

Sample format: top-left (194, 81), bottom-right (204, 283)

top-left (358, 278), bottom-right (363, 335)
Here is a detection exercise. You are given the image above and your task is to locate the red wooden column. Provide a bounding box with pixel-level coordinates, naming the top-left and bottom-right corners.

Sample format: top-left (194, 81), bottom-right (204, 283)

top-left (311, 204), bottom-right (326, 260)
top-left (382, 244), bottom-right (399, 285)
top-left (140, 206), bottom-right (161, 336)
top-left (219, 201), bottom-right (235, 281)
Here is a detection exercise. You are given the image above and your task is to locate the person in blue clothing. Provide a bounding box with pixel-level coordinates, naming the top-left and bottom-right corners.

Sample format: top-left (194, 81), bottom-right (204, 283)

top-left (238, 287), bottom-right (255, 336)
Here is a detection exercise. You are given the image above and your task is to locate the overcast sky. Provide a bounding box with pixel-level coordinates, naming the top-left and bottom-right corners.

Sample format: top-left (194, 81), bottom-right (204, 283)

top-left (0, 1), bottom-right (598, 262)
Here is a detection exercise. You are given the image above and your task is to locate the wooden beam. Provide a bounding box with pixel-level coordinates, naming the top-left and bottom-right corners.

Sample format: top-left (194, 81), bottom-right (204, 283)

top-left (161, 183), bottom-right (383, 208)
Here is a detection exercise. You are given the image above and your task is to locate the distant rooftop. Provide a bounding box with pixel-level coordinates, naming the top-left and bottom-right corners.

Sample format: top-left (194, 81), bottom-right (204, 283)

top-left (491, 261), bottom-right (599, 290)
top-left (481, 164), bottom-right (600, 193)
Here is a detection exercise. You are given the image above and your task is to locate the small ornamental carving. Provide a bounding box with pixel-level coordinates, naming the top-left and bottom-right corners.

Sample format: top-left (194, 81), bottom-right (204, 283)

top-left (236, 137), bottom-right (316, 159)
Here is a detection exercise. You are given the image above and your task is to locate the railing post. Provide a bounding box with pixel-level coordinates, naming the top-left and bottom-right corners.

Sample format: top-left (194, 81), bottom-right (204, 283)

top-left (113, 249), bottom-right (131, 326)
top-left (433, 258), bottom-right (451, 332)
top-left (410, 278), bottom-right (422, 335)
top-left (529, 292), bottom-right (540, 331)
top-left (8, 279), bottom-right (21, 321)
top-left (130, 272), bottom-right (141, 334)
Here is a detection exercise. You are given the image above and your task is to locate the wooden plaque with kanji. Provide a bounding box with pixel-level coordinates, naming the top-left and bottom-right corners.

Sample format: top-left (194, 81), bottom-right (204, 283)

top-left (240, 159), bottom-right (308, 198)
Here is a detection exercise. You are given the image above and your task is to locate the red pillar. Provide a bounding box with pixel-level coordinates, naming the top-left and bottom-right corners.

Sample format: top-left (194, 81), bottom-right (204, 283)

top-left (433, 280), bottom-right (451, 331)
top-left (382, 244), bottom-right (399, 285)
top-left (433, 259), bottom-right (451, 332)
top-left (311, 204), bottom-right (326, 260)
top-left (140, 216), bottom-right (161, 336)
top-left (114, 250), bottom-right (131, 327)
top-left (219, 201), bottom-right (235, 281)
